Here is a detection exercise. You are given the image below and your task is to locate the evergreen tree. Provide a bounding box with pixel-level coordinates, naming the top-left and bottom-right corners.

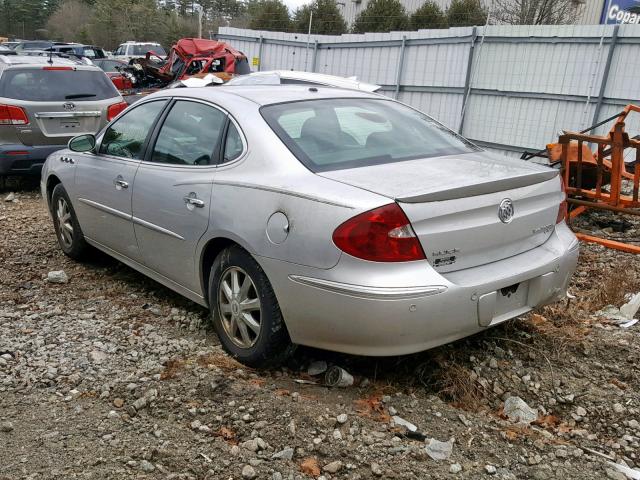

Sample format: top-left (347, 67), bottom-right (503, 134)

top-left (352, 0), bottom-right (409, 33)
top-left (248, 0), bottom-right (291, 31)
top-left (293, 0), bottom-right (347, 35)
top-left (410, 1), bottom-right (446, 30)
top-left (447, 0), bottom-right (487, 27)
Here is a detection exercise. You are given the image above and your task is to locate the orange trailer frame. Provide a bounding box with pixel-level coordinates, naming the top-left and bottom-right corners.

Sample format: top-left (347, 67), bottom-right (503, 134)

top-left (557, 105), bottom-right (640, 254)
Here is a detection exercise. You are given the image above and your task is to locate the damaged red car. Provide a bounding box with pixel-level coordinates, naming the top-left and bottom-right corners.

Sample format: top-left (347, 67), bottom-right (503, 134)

top-left (126, 38), bottom-right (250, 89)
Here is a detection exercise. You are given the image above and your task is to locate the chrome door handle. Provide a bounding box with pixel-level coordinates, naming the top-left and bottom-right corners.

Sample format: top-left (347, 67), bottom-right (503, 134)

top-left (113, 178), bottom-right (128, 190)
top-left (183, 196), bottom-right (205, 208)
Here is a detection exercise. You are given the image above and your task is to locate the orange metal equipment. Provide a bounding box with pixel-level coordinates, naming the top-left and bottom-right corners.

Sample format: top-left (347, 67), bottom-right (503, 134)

top-left (552, 104), bottom-right (640, 254)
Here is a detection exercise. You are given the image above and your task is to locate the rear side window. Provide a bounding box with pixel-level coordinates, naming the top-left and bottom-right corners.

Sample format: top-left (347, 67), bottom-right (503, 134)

top-left (100, 101), bottom-right (167, 159)
top-left (223, 122), bottom-right (244, 163)
top-left (0, 68), bottom-right (119, 101)
top-left (83, 48), bottom-right (98, 58)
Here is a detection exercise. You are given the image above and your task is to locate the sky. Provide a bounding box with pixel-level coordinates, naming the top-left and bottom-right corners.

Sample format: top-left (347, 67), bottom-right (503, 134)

top-left (283, 0), bottom-right (314, 11)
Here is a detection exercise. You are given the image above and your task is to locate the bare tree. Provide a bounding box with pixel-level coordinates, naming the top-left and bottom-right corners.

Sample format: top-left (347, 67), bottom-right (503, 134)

top-left (492, 0), bottom-right (581, 25)
top-left (46, 0), bottom-right (93, 42)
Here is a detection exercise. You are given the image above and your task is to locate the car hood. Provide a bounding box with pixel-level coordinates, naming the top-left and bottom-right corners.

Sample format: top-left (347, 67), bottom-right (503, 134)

top-left (318, 150), bottom-right (557, 202)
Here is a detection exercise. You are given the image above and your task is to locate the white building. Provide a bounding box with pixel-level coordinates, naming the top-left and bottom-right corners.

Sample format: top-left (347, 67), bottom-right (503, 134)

top-left (337, 0), bottom-right (608, 27)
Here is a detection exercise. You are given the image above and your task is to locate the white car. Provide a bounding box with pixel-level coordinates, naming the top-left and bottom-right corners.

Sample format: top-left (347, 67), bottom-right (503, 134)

top-left (112, 42), bottom-right (166, 62)
top-left (226, 70), bottom-right (381, 92)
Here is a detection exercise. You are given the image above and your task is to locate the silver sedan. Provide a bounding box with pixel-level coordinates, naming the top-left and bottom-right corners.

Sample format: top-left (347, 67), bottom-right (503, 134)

top-left (41, 86), bottom-right (579, 366)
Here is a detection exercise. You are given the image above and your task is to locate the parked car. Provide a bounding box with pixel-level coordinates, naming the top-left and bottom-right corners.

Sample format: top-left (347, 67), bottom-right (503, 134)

top-left (41, 86), bottom-right (579, 367)
top-left (1, 41), bottom-right (21, 50)
top-left (0, 56), bottom-right (127, 177)
top-left (93, 58), bottom-right (134, 93)
top-left (13, 41), bottom-right (54, 52)
top-left (226, 70), bottom-right (381, 92)
top-left (44, 43), bottom-right (107, 60)
top-left (112, 41), bottom-right (166, 62)
top-left (0, 45), bottom-right (16, 55)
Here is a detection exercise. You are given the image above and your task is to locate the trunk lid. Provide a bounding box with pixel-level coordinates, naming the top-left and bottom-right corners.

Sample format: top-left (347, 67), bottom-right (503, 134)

top-left (320, 151), bottom-right (563, 272)
top-left (16, 99), bottom-right (110, 146)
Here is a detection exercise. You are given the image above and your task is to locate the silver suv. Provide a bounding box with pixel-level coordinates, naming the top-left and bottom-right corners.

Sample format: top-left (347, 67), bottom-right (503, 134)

top-left (0, 55), bottom-right (127, 177)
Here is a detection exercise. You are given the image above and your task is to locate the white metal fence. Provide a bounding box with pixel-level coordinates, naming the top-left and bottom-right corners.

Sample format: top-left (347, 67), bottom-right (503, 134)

top-left (216, 24), bottom-right (640, 160)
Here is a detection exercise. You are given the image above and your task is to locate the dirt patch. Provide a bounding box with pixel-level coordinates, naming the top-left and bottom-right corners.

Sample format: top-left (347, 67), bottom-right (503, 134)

top-left (0, 184), bottom-right (639, 479)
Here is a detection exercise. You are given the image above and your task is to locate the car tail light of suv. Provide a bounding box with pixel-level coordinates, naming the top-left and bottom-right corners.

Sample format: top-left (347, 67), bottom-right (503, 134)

top-left (107, 101), bottom-right (128, 121)
top-left (332, 203), bottom-right (426, 262)
top-left (0, 104), bottom-right (29, 125)
top-left (557, 177), bottom-right (568, 224)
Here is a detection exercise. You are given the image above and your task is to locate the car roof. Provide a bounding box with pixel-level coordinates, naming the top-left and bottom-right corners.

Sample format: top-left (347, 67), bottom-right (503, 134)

top-left (150, 84), bottom-right (382, 107)
top-left (0, 55), bottom-right (97, 68)
top-left (248, 70), bottom-right (381, 92)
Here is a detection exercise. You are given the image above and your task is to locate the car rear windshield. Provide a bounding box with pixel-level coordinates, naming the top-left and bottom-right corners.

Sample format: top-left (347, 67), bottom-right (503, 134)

top-left (261, 98), bottom-right (478, 172)
top-left (131, 44), bottom-right (166, 56)
top-left (0, 68), bottom-right (119, 101)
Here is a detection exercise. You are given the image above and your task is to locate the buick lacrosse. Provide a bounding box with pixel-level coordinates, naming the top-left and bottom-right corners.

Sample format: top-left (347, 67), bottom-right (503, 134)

top-left (41, 86), bottom-right (579, 366)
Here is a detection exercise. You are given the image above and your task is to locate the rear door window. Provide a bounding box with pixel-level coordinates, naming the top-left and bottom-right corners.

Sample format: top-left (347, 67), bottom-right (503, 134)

top-left (0, 68), bottom-right (119, 101)
top-left (149, 101), bottom-right (226, 166)
top-left (100, 100), bottom-right (167, 159)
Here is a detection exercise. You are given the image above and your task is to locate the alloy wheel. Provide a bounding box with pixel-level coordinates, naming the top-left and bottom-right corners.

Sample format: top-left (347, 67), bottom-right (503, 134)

top-left (218, 266), bottom-right (262, 348)
top-left (56, 197), bottom-right (74, 249)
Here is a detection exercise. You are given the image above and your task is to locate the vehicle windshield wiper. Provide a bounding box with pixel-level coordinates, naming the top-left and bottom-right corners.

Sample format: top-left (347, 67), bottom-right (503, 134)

top-left (65, 93), bottom-right (96, 99)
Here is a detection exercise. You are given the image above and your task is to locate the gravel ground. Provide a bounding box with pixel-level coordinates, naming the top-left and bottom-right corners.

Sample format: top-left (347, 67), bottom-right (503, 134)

top-left (1, 181), bottom-right (639, 480)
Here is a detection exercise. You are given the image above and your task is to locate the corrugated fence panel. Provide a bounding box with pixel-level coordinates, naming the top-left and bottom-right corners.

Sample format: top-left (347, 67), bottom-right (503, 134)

top-left (402, 42), bottom-right (470, 87)
top-left (396, 91), bottom-right (463, 129)
top-left (463, 95), bottom-right (596, 149)
top-left (217, 25), bottom-right (640, 157)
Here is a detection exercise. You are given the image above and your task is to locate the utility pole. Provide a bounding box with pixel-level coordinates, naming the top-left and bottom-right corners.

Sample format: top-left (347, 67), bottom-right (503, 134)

top-left (304, 11), bottom-right (313, 71)
top-left (197, 6), bottom-right (203, 38)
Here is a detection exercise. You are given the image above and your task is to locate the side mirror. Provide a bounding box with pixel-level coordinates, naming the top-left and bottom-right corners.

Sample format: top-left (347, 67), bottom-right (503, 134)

top-left (68, 134), bottom-right (96, 153)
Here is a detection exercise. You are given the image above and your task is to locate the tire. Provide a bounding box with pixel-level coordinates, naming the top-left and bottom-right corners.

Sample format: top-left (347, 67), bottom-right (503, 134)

top-left (51, 184), bottom-right (90, 260)
top-left (209, 245), bottom-right (294, 368)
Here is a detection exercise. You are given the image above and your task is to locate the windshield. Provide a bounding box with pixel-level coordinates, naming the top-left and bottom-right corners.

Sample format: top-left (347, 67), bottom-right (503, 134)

top-left (261, 98), bottom-right (479, 172)
top-left (130, 44), bottom-right (166, 56)
top-left (1, 69), bottom-right (119, 101)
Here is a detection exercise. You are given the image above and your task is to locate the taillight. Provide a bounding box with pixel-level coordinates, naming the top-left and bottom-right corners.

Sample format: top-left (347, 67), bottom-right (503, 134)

top-left (557, 177), bottom-right (568, 224)
top-left (332, 203), bottom-right (426, 262)
top-left (0, 104), bottom-right (29, 125)
top-left (107, 101), bottom-right (128, 121)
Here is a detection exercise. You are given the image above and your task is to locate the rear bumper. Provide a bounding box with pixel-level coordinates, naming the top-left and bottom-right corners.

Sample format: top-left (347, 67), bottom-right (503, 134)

top-left (0, 144), bottom-right (66, 176)
top-left (259, 222), bottom-right (579, 356)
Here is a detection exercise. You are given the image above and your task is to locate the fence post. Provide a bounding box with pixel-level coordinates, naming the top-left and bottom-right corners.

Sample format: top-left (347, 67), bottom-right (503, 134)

top-left (591, 24), bottom-right (620, 129)
top-left (257, 35), bottom-right (264, 72)
top-left (311, 40), bottom-right (318, 72)
top-left (394, 35), bottom-right (407, 99)
top-left (458, 26), bottom-right (478, 135)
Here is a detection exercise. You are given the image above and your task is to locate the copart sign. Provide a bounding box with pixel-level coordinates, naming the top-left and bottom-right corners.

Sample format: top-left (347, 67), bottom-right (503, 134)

top-left (601, 0), bottom-right (640, 24)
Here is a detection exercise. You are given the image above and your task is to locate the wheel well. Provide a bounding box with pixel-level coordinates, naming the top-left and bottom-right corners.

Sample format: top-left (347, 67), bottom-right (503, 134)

top-left (201, 237), bottom-right (238, 305)
top-left (46, 175), bottom-right (62, 207)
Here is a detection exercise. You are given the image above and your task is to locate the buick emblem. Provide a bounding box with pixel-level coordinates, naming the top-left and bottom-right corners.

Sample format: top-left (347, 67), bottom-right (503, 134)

top-left (62, 102), bottom-right (76, 111)
top-left (498, 198), bottom-right (515, 224)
